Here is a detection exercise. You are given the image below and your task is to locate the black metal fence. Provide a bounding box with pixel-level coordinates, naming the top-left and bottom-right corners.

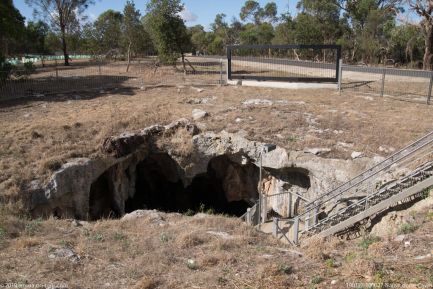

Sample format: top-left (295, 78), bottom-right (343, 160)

top-left (340, 65), bottom-right (433, 104)
top-left (227, 44), bottom-right (342, 83)
top-left (0, 57), bottom-right (225, 101)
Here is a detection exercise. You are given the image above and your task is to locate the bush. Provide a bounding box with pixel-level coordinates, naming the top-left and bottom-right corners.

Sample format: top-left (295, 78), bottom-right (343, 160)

top-left (14, 61), bottom-right (36, 79)
top-left (0, 55), bottom-right (13, 85)
top-left (23, 61), bottom-right (36, 74)
top-left (398, 222), bottom-right (418, 234)
top-left (358, 235), bottom-right (381, 249)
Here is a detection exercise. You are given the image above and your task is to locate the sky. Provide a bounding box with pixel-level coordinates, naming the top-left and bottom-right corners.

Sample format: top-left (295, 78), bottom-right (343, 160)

top-left (13, 0), bottom-right (298, 30)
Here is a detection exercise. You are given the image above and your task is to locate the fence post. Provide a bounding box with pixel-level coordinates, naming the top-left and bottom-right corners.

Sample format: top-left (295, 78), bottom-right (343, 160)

top-left (287, 192), bottom-right (292, 218)
top-left (98, 61), bottom-right (102, 76)
top-left (219, 58), bottom-right (223, 85)
top-left (380, 67), bottom-right (386, 97)
top-left (272, 218), bottom-right (278, 237)
top-left (312, 203), bottom-right (318, 226)
top-left (427, 71), bottom-right (433, 105)
top-left (226, 47), bottom-right (232, 81)
top-left (293, 216), bottom-right (299, 245)
top-left (338, 59), bottom-right (343, 93)
top-left (261, 195), bottom-right (267, 224)
top-left (55, 59), bottom-right (59, 79)
top-left (305, 210), bottom-right (310, 231)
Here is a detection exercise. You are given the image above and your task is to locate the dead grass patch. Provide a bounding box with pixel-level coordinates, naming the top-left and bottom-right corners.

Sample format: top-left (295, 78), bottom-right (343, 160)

top-left (130, 277), bottom-right (159, 289)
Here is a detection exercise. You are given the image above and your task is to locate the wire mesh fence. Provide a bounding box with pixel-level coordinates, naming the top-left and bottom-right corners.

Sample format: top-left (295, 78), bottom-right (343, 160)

top-left (341, 65), bottom-right (433, 104)
top-left (0, 56), bottom-right (226, 101)
top-left (227, 44), bottom-right (341, 82)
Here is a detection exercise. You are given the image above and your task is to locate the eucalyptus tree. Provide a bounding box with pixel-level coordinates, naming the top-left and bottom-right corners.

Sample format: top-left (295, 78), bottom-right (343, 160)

top-left (25, 0), bottom-right (95, 65)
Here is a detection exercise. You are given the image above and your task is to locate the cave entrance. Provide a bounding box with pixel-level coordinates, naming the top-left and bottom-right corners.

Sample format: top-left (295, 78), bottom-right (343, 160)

top-left (186, 155), bottom-right (259, 216)
top-left (124, 154), bottom-right (258, 217)
top-left (125, 153), bottom-right (187, 213)
top-left (89, 170), bottom-right (121, 220)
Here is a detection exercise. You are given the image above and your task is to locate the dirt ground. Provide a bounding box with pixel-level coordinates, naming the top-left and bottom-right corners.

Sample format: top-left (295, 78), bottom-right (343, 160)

top-left (0, 195), bottom-right (432, 289)
top-left (0, 72), bottom-right (432, 288)
top-left (0, 84), bottom-right (432, 202)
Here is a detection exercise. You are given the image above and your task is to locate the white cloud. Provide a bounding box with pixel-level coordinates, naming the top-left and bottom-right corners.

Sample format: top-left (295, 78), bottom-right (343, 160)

top-left (179, 7), bottom-right (198, 22)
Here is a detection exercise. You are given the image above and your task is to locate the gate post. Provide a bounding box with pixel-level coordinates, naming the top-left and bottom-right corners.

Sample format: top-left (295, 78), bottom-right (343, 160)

top-left (226, 46), bottom-right (232, 81)
top-left (219, 58), bottom-right (223, 85)
top-left (381, 67), bottom-right (386, 97)
top-left (338, 59), bottom-right (343, 93)
top-left (427, 71), bottom-right (433, 105)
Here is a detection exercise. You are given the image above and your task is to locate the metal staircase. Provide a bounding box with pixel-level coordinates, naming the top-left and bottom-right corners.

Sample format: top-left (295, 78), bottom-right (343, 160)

top-left (241, 130), bottom-right (433, 245)
top-left (290, 130), bottom-right (433, 244)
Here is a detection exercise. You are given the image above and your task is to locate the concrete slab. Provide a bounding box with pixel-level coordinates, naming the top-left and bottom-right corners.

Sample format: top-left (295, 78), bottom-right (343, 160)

top-left (227, 80), bottom-right (338, 90)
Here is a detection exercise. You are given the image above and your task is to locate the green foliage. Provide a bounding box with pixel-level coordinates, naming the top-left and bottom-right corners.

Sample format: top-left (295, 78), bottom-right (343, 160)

top-left (0, 0), bottom-right (425, 69)
top-left (146, 0), bottom-right (192, 64)
top-left (398, 222), bottom-right (418, 234)
top-left (0, 227), bottom-right (5, 240)
top-left (278, 264), bottom-right (293, 274)
top-left (123, 1), bottom-right (153, 56)
top-left (25, 0), bottom-right (95, 65)
top-left (344, 252), bottom-right (356, 263)
top-left (239, 23), bottom-right (274, 45)
top-left (160, 232), bottom-right (171, 243)
top-left (114, 232), bottom-right (127, 241)
top-left (94, 10), bottom-right (124, 53)
top-left (240, 1), bottom-right (278, 24)
top-left (324, 258), bottom-right (335, 268)
top-left (0, 56), bottom-right (13, 85)
top-left (358, 235), bottom-right (381, 249)
top-left (25, 21), bottom-right (49, 54)
top-left (24, 218), bottom-right (42, 236)
top-left (311, 276), bottom-right (323, 284)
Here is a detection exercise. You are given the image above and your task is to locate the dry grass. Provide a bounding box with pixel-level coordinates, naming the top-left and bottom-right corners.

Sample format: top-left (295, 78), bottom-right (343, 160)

top-left (0, 213), bottom-right (320, 289)
top-left (0, 84), bottom-right (432, 202)
top-left (1, 204), bottom-right (432, 288)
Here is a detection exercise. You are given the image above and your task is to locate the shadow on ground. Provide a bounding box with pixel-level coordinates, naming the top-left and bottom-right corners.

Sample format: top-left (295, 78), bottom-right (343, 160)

top-left (0, 75), bottom-right (137, 108)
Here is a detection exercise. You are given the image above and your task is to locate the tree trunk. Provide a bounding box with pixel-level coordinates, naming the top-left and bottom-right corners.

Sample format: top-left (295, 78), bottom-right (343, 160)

top-left (126, 42), bottom-right (132, 72)
top-left (423, 24), bottom-right (433, 70)
top-left (61, 26), bottom-right (69, 66)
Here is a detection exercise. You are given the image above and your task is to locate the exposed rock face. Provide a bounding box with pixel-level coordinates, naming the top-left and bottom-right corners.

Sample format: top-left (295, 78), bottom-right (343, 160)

top-left (27, 119), bottom-right (376, 220)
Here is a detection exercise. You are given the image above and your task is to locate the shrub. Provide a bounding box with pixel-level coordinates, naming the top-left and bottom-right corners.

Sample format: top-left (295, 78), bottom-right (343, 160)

top-left (311, 276), bottom-right (323, 284)
top-left (358, 235), bottom-right (381, 249)
top-left (278, 264), bottom-right (293, 274)
top-left (14, 61), bottom-right (36, 79)
top-left (0, 227), bottom-right (5, 240)
top-left (0, 55), bottom-right (13, 85)
top-left (398, 222), bottom-right (418, 234)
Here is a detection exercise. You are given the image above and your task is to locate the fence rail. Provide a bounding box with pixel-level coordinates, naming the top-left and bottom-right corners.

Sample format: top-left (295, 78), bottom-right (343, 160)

top-left (340, 65), bottom-right (433, 104)
top-left (227, 44), bottom-right (342, 83)
top-left (0, 57), bottom-right (226, 101)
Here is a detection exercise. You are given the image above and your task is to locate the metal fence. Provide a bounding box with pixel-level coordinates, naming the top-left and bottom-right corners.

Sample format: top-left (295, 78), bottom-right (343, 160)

top-left (227, 44), bottom-right (341, 83)
top-left (340, 64), bottom-right (433, 104)
top-left (0, 56), bottom-right (226, 101)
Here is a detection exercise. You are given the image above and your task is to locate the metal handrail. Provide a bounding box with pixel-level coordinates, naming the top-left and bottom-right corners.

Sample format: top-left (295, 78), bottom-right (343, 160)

top-left (296, 131), bottom-right (433, 222)
top-left (302, 161), bottom-right (433, 234)
top-left (266, 190), bottom-right (311, 202)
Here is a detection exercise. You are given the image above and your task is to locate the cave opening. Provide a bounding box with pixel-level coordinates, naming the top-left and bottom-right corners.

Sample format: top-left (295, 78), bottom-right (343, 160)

top-left (89, 170), bottom-right (121, 220)
top-left (186, 155), bottom-right (258, 216)
top-left (123, 154), bottom-right (258, 217)
top-left (125, 153), bottom-right (187, 213)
